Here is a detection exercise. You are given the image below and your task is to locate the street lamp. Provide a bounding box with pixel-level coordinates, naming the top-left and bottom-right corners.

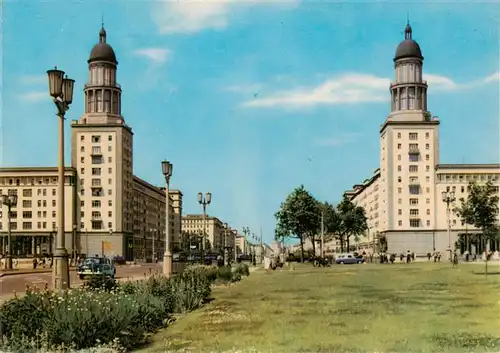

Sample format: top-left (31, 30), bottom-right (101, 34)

top-left (1, 194), bottom-right (17, 270)
top-left (197, 192), bottom-right (211, 265)
top-left (442, 190), bottom-right (456, 261)
top-left (161, 160), bottom-right (173, 276)
top-left (47, 67), bottom-right (74, 290)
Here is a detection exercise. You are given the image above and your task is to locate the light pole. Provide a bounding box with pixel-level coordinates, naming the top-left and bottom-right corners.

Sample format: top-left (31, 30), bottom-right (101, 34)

top-left (72, 224), bottom-right (77, 265)
top-left (150, 228), bottom-right (156, 263)
top-left (442, 190), bottom-right (456, 261)
top-left (197, 192), bottom-right (211, 265)
top-left (161, 160), bottom-right (173, 277)
top-left (47, 67), bottom-right (75, 290)
top-left (223, 223), bottom-right (228, 265)
top-left (1, 194), bottom-right (17, 270)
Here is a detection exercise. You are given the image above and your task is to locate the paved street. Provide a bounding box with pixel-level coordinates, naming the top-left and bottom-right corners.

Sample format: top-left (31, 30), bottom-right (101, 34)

top-left (0, 264), bottom-right (161, 299)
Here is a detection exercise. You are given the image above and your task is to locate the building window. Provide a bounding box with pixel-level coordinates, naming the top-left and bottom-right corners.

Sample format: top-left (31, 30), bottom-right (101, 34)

top-left (81, 222), bottom-right (84, 229)
top-left (92, 157), bottom-right (103, 164)
top-left (409, 219), bottom-right (420, 227)
top-left (398, 166), bottom-right (402, 172)
top-left (92, 146), bottom-right (102, 155)
top-left (92, 135), bottom-right (101, 143)
top-left (409, 165), bottom-right (418, 173)
top-left (409, 186), bottom-right (419, 195)
top-left (81, 135), bottom-right (85, 141)
top-left (43, 189), bottom-right (46, 196)
top-left (425, 143), bottom-right (430, 150)
top-left (92, 200), bottom-right (101, 208)
top-left (409, 198), bottom-right (418, 205)
top-left (108, 189), bottom-right (112, 195)
top-left (51, 200), bottom-right (56, 207)
top-left (80, 146), bottom-right (84, 152)
top-left (22, 222), bottom-right (32, 230)
top-left (398, 198), bottom-right (402, 204)
top-left (23, 189), bottom-right (32, 197)
top-left (92, 221), bottom-right (102, 230)
top-left (461, 186), bottom-right (465, 193)
top-left (22, 211), bottom-right (32, 219)
top-left (397, 143), bottom-right (401, 149)
top-left (22, 200), bottom-right (32, 208)
top-left (409, 132), bottom-right (418, 140)
top-left (81, 201), bottom-right (84, 207)
top-left (52, 211), bottom-right (56, 217)
top-left (398, 220), bottom-right (402, 226)
top-left (426, 165), bottom-right (430, 172)
top-left (81, 211), bottom-right (85, 217)
top-left (92, 179), bottom-right (101, 187)
top-left (108, 168), bottom-right (112, 173)
top-left (410, 209), bottom-right (419, 216)
top-left (81, 189), bottom-right (85, 196)
top-left (108, 135), bottom-right (112, 141)
top-left (425, 132), bottom-right (429, 139)
top-left (398, 187), bottom-right (402, 194)
top-left (409, 154), bottom-right (419, 162)
top-left (108, 179), bottom-right (112, 185)
top-left (52, 189), bottom-right (56, 196)
top-left (108, 157), bottom-right (112, 163)
top-left (108, 200), bottom-right (112, 207)
top-left (80, 168), bottom-right (85, 174)
top-left (425, 154), bottom-right (429, 161)
top-left (92, 168), bottom-right (101, 176)
top-left (426, 209), bottom-right (430, 215)
top-left (426, 187), bottom-right (430, 193)
top-left (81, 157), bottom-right (84, 163)
top-left (398, 177), bottom-right (402, 183)
top-left (398, 154), bottom-right (401, 161)
top-left (108, 146), bottom-right (112, 152)
top-left (397, 132), bottom-right (401, 138)
top-left (108, 211), bottom-right (112, 217)
top-left (104, 90), bottom-right (111, 112)
top-left (398, 209), bottom-right (402, 215)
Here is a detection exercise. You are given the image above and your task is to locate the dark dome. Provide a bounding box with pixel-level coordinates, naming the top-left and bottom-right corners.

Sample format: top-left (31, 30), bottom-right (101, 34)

top-left (88, 26), bottom-right (117, 64)
top-left (394, 23), bottom-right (423, 61)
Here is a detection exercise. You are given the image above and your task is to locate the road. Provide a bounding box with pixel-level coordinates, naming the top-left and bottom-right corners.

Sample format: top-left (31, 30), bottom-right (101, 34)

top-left (0, 264), bottom-right (162, 299)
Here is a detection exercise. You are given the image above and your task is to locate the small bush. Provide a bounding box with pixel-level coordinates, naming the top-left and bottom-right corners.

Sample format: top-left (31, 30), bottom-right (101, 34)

top-left (83, 275), bottom-right (117, 292)
top-left (234, 263), bottom-right (250, 277)
top-left (216, 266), bottom-right (234, 282)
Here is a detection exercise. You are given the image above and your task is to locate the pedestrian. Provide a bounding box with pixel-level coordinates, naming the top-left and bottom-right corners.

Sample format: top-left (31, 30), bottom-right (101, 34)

top-left (433, 249), bottom-right (437, 262)
top-left (452, 252), bottom-right (458, 268)
top-left (406, 250), bottom-right (411, 264)
top-left (437, 252), bottom-right (441, 262)
top-left (427, 252), bottom-right (431, 261)
top-left (33, 257), bottom-right (38, 270)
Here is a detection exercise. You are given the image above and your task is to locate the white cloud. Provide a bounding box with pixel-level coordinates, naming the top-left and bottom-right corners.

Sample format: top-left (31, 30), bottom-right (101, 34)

top-left (243, 73), bottom-right (390, 109)
top-left (22, 91), bottom-right (47, 103)
top-left (224, 84), bottom-right (262, 94)
top-left (134, 48), bottom-right (172, 65)
top-left (483, 71), bottom-right (499, 83)
top-left (315, 133), bottom-right (361, 147)
top-left (424, 74), bottom-right (459, 91)
top-left (152, 0), bottom-right (300, 35)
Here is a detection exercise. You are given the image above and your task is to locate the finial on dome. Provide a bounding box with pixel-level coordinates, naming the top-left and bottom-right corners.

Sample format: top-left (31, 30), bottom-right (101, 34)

top-left (404, 22), bottom-right (412, 40)
top-left (99, 20), bottom-right (107, 44)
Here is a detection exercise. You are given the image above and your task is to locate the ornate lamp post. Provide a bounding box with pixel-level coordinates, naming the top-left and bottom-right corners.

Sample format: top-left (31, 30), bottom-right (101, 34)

top-left (161, 160), bottom-right (173, 276)
top-left (1, 194), bottom-right (18, 270)
top-left (442, 190), bottom-right (456, 261)
top-left (197, 192), bottom-right (211, 265)
top-left (47, 67), bottom-right (75, 290)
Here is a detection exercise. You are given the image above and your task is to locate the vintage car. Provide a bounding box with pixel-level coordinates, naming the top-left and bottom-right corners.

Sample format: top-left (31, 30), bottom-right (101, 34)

top-left (77, 257), bottom-right (116, 280)
top-left (335, 253), bottom-right (365, 265)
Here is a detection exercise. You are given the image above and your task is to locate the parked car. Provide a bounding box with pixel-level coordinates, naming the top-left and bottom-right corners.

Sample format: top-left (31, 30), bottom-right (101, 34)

top-left (77, 257), bottom-right (116, 280)
top-left (335, 253), bottom-right (365, 265)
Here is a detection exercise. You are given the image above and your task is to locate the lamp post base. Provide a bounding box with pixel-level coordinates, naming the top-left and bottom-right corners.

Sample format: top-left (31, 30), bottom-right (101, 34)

top-left (163, 252), bottom-right (173, 277)
top-left (52, 248), bottom-right (70, 290)
top-left (4, 255), bottom-right (12, 270)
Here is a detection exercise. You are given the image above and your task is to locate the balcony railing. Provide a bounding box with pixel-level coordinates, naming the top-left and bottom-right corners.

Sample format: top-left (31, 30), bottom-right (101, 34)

top-left (409, 178), bottom-right (420, 186)
top-left (91, 215), bottom-right (102, 220)
top-left (409, 214), bottom-right (420, 219)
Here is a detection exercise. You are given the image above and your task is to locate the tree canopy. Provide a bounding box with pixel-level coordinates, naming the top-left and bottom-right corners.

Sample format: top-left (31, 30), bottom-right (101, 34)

top-left (274, 185), bottom-right (320, 262)
top-left (322, 196), bottom-right (368, 252)
top-left (455, 181), bottom-right (499, 273)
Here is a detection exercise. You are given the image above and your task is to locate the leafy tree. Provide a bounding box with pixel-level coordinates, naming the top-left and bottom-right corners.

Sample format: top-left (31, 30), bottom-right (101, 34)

top-left (455, 181), bottom-right (499, 274)
top-left (322, 196), bottom-right (368, 252)
top-left (274, 185), bottom-right (320, 262)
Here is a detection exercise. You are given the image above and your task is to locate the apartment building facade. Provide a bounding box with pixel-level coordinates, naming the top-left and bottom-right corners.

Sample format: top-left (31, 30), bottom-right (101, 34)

top-left (344, 24), bottom-right (500, 255)
top-left (181, 214), bottom-right (236, 254)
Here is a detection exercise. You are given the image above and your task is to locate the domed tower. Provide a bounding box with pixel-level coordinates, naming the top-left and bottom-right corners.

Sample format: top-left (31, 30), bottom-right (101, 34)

top-left (71, 26), bottom-right (134, 260)
top-left (379, 22), bottom-right (440, 256)
top-left (389, 23), bottom-right (428, 116)
top-left (83, 25), bottom-right (123, 122)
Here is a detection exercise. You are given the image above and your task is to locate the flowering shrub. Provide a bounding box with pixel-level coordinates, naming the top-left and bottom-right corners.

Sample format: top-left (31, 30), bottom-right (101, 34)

top-left (0, 263), bottom-right (249, 352)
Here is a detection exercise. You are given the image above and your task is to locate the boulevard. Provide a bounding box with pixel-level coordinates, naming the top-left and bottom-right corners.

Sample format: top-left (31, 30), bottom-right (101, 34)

top-left (0, 263), bottom-right (161, 299)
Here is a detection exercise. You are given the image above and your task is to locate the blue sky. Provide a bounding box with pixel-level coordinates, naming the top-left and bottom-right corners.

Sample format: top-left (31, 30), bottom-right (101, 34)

top-left (1, 0), bottom-right (499, 243)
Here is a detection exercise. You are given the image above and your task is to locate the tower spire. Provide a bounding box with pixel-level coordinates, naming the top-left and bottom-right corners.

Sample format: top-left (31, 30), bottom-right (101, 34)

top-left (99, 19), bottom-right (107, 44)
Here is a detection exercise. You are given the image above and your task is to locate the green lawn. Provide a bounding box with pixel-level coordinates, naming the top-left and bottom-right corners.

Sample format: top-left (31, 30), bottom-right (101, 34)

top-left (140, 263), bottom-right (500, 353)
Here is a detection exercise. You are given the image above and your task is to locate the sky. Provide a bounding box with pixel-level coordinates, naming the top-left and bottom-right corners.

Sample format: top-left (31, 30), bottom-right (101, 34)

top-left (1, 0), bottom-right (499, 244)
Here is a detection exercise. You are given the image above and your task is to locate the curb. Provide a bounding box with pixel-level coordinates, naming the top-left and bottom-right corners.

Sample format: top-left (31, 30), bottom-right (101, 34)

top-left (0, 268), bottom-right (77, 278)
